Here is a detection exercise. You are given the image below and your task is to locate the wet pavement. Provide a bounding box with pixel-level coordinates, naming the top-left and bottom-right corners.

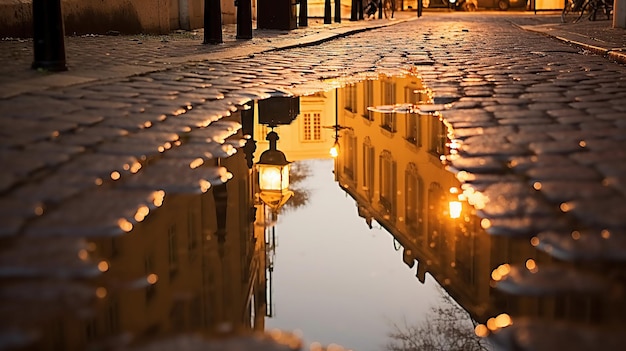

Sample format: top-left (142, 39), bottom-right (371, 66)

top-left (1, 8), bottom-right (626, 351)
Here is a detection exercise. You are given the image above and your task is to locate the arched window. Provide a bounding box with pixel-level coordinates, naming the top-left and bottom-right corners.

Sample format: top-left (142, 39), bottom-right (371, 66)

top-left (379, 150), bottom-right (397, 220)
top-left (405, 163), bottom-right (424, 236)
top-left (427, 182), bottom-right (445, 251)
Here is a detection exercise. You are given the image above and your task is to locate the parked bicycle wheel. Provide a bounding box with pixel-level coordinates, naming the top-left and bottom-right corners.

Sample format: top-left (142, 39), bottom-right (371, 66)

top-left (561, 0), bottom-right (583, 23)
top-left (383, 0), bottom-right (396, 19)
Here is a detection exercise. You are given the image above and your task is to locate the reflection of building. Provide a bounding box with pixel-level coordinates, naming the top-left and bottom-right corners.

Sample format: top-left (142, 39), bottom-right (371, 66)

top-left (29, 113), bottom-right (268, 350)
top-left (253, 93), bottom-right (337, 162)
top-left (332, 74), bottom-right (620, 328)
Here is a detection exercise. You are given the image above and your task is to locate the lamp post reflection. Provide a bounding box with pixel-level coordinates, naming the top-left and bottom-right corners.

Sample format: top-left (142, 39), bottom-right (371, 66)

top-left (256, 130), bottom-right (294, 219)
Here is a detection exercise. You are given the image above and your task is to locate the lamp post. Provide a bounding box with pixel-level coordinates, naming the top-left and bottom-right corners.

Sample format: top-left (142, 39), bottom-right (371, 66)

top-left (256, 131), bottom-right (293, 215)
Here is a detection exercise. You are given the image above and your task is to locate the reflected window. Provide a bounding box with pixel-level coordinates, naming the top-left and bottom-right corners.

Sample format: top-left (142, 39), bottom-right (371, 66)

top-left (383, 80), bottom-right (396, 105)
top-left (363, 138), bottom-right (375, 201)
top-left (405, 163), bottom-right (423, 235)
top-left (379, 150), bottom-right (397, 219)
top-left (405, 86), bottom-right (429, 104)
top-left (344, 133), bottom-right (357, 181)
top-left (302, 112), bottom-right (322, 141)
top-left (345, 84), bottom-right (357, 113)
top-left (362, 80), bottom-right (374, 121)
top-left (381, 113), bottom-right (396, 133)
top-left (406, 113), bottom-right (421, 145)
top-left (428, 116), bottom-right (447, 156)
top-left (427, 183), bottom-right (445, 251)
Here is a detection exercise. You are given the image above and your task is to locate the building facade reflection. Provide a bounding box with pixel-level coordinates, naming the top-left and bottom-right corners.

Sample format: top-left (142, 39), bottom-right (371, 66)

top-left (330, 74), bottom-right (626, 344)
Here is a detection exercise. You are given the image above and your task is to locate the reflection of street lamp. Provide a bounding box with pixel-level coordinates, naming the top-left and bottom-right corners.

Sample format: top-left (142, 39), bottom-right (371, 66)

top-left (256, 130), bottom-right (293, 214)
top-left (448, 187), bottom-right (462, 219)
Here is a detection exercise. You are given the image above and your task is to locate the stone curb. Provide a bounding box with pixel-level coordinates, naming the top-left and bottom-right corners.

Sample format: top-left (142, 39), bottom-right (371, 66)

top-left (517, 23), bottom-right (626, 65)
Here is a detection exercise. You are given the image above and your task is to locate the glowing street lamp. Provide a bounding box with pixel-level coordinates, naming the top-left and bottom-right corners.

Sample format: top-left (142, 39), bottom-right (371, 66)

top-left (256, 130), bottom-right (293, 213)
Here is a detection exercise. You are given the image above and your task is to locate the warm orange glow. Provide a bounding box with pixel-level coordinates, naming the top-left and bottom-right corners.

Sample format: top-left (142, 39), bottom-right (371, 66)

top-left (495, 314), bottom-right (512, 328)
top-left (200, 179), bottom-right (211, 193)
top-left (134, 205), bottom-right (150, 222)
top-left (533, 181), bottom-right (542, 190)
top-left (95, 178), bottom-right (103, 186)
top-left (560, 202), bottom-right (572, 212)
top-left (110, 171), bottom-right (121, 180)
top-left (146, 273), bottom-right (158, 284)
top-left (97, 261), bottom-right (109, 272)
top-left (96, 287), bottom-right (107, 299)
top-left (151, 190), bottom-right (165, 207)
top-left (330, 144), bottom-right (339, 158)
top-left (486, 317), bottom-right (497, 331)
top-left (571, 231), bottom-right (581, 240)
top-left (258, 164), bottom-right (290, 191)
top-left (601, 229), bottom-right (611, 239)
top-left (449, 201), bottom-right (462, 219)
top-left (526, 259), bottom-right (538, 273)
top-left (189, 158), bottom-right (204, 169)
top-left (78, 249), bottom-right (89, 261)
top-left (481, 218), bottom-right (491, 229)
top-left (530, 236), bottom-right (540, 247)
top-left (475, 324), bottom-right (489, 337)
top-left (118, 218), bottom-right (133, 232)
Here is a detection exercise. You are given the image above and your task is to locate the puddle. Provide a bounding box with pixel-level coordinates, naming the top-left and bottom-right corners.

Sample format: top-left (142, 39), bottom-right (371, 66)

top-left (2, 73), bottom-right (625, 351)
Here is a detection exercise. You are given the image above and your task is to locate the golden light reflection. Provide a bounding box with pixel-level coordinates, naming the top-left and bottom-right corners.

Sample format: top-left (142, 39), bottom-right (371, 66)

top-left (571, 231), bottom-right (581, 240)
top-left (525, 259), bottom-right (538, 273)
top-left (97, 261), bottom-right (109, 272)
top-left (475, 324), bottom-right (489, 337)
top-left (153, 190), bottom-right (165, 207)
top-left (495, 313), bottom-right (512, 328)
top-left (118, 218), bottom-right (133, 232)
top-left (78, 249), bottom-right (89, 261)
top-left (144, 121), bottom-right (152, 128)
top-left (110, 171), bottom-right (121, 180)
top-left (486, 317), bottom-right (497, 331)
top-left (579, 140), bottom-right (587, 147)
top-left (34, 206), bottom-right (44, 216)
top-left (96, 287), bottom-right (107, 299)
top-left (601, 229), bottom-right (611, 239)
top-left (530, 236), bottom-right (540, 247)
top-left (491, 263), bottom-right (511, 281)
top-left (560, 202), bottom-right (572, 212)
top-left (130, 162), bottom-right (142, 173)
top-left (189, 158), bottom-right (204, 169)
top-left (134, 205), bottom-right (150, 222)
top-left (481, 218), bottom-right (491, 229)
top-left (330, 143), bottom-right (339, 158)
top-left (533, 181), bottom-right (542, 190)
top-left (95, 178), bottom-right (103, 186)
top-left (146, 273), bottom-right (158, 284)
top-left (200, 179), bottom-right (212, 193)
top-left (449, 201), bottom-right (462, 219)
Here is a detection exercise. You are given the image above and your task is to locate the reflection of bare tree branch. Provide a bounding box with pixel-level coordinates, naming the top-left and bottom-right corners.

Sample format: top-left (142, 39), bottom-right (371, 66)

top-left (386, 292), bottom-right (490, 351)
top-left (282, 161), bottom-right (311, 212)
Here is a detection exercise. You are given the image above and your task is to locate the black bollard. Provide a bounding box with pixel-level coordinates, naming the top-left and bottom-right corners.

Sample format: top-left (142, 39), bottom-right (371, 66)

top-left (32, 0), bottom-right (67, 71)
top-left (350, 0), bottom-right (358, 20)
top-left (204, 0), bottom-right (223, 44)
top-left (324, 0), bottom-right (332, 23)
top-left (358, 0), bottom-right (364, 19)
top-left (417, 0), bottom-right (423, 17)
top-left (334, 0), bottom-right (341, 22)
top-left (299, 0), bottom-right (308, 27)
top-left (236, 0), bottom-right (252, 39)
top-left (378, 0), bottom-right (383, 18)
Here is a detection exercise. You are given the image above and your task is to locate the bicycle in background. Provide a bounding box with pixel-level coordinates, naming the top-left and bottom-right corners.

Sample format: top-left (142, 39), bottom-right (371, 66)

top-left (561, 0), bottom-right (612, 23)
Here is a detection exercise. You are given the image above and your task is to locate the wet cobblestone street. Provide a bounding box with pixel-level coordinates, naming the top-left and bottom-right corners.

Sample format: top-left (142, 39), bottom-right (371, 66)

top-left (2, 10), bottom-right (626, 351)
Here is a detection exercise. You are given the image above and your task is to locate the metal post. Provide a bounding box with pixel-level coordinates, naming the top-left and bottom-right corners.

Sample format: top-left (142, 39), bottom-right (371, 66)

top-left (299, 0), bottom-right (308, 27)
top-left (351, 0), bottom-right (358, 20)
top-left (236, 0), bottom-right (252, 39)
top-left (417, 0), bottom-right (423, 17)
top-left (324, 0), bottom-right (332, 23)
top-left (378, 0), bottom-right (383, 18)
top-left (359, 0), bottom-right (364, 19)
top-left (204, 0), bottom-right (223, 44)
top-left (334, 0), bottom-right (341, 22)
top-left (32, 0), bottom-right (67, 71)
